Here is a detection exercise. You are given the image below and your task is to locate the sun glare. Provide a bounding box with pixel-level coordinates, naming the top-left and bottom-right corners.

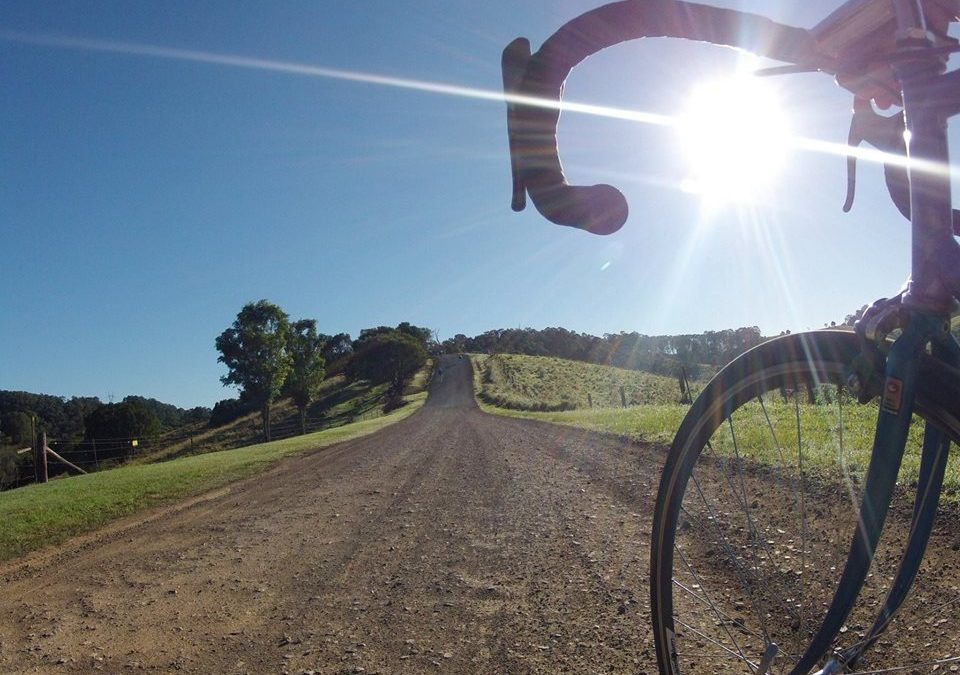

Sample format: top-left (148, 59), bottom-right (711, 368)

top-left (678, 77), bottom-right (791, 205)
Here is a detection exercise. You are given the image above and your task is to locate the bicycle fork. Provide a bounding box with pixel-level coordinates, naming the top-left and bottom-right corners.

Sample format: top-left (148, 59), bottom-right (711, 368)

top-left (800, 312), bottom-right (958, 675)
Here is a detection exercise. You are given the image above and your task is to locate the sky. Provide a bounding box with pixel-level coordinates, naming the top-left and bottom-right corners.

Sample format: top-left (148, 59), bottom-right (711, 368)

top-left (2, 1), bottom-right (957, 408)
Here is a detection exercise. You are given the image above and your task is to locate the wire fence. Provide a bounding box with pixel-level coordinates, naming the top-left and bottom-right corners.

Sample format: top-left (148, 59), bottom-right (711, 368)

top-left (2, 432), bottom-right (187, 491)
top-left (1, 402), bottom-right (390, 493)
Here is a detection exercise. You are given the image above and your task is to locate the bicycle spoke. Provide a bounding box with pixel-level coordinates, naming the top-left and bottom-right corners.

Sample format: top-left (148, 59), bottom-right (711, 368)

top-left (688, 464), bottom-right (779, 639)
top-left (651, 332), bottom-right (960, 674)
top-left (673, 543), bottom-right (753, 664)
top-left (672, 618), bottom-right (760, 670)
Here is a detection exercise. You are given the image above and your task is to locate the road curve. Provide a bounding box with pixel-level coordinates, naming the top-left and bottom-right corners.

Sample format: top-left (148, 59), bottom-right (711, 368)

top-left (0, 355), bottom-right (665, 673)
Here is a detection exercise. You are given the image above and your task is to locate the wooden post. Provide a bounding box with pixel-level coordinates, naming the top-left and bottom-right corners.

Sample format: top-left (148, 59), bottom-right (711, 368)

top-left (34, 432), bottom-right (48, 484)
top-left (620, 386), bottom-right (627, 408)
top-left (91, 438), bottom-right (98, 470)
top-left (679, 366), bottom-right (693, 405)
top-left (44, 444), bottom-right (87, 475)
top-left (587, 393), bottom-right (593, 408)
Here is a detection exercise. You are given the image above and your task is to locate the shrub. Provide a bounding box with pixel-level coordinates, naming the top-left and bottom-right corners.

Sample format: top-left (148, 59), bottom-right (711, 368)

top-left (208, 398), bottom-right (256, 428)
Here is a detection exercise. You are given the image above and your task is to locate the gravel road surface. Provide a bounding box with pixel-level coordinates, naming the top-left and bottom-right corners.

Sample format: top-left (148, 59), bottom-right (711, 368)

top-left (0, 355), bottom-right (663, 673)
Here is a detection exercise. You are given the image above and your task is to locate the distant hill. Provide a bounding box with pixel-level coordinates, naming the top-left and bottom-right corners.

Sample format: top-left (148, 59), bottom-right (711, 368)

top-left (141, 370), bottom-right (430, 464)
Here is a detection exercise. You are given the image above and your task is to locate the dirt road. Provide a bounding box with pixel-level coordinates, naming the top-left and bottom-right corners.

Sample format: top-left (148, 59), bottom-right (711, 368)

top-left (0, 355), bottom-right (664, 673)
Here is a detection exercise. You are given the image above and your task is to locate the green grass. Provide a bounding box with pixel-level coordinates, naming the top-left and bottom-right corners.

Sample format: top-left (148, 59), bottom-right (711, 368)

top-left (707, 396), bottom-right (960, 499)
top-left (470, 352), bottom-right (692, 444)
top-left (0, 392), bottom-right (425, 563)
top-left (471, 355), bottom-right (960, 500)
top-left (473, 352), bottom-right (692, 412)
top-left (482, 404), bottom-right (691, 446)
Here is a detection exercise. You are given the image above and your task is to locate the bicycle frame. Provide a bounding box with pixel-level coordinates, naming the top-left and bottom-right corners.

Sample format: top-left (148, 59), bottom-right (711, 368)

top-left (804, 6), bottom-right (960, 671)
top-left (502, 0), bottom-right (960, 671)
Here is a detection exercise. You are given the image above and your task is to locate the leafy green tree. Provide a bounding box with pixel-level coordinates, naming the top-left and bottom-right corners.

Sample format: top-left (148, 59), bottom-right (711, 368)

top-left (320, 332), bottom-right (353, 375)
top-left (321, 332), bottom-right (352, 361)
top-left (84, 400), bottom-right (161, 441)
top-left (1, 411), bottom-right (34, 447)
top-left (216, 300), bottom-right (292, 441)
top-left (0, 448), bottom-right (19, 490)
top-left (354, 325), bottom-right (395, 347)
top-left (396, 322), bottom-right (433, 347)
top-left (284, 319), bottom-right (327, 435)
top-left (208, 398), bottom-right (255, 428)
top-left (347, 332), bottom-right (427, 393)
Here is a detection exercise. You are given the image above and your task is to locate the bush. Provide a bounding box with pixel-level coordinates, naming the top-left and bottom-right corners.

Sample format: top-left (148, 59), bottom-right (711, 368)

top-left (208, 398), bottom-right (256, 428)
top-left (346, 333), bottom-right (427, 388)
top-left (0, 447), bottom-right (21, 490)
top-left (382, 389), bottom-right (407, 413)
top-left (85, 401), bottom-right (161, 441)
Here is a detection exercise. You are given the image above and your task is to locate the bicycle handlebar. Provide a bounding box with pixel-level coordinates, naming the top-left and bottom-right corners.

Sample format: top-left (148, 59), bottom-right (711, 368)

top-left (503, 0), bottom-right (822, 235)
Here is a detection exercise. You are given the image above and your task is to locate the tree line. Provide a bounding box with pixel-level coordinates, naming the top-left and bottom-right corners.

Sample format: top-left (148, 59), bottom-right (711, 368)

top-left (0, 391), bottom-right (209, 447)
top-left (439, 326), bottom-right (765, 379)
top-left (0, 392), bottom-right (210, 488)
top-left (214, 300), bottom-right (430, 440)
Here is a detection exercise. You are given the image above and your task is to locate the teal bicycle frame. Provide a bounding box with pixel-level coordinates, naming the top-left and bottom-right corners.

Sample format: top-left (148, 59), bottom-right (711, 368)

top-left (804, 12), bottom-right (960, 671)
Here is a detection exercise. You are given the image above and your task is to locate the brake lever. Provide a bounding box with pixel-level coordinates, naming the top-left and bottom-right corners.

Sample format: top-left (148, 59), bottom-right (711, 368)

top-left (842, 95), bottom-right (960, 234)
top-left (842, 97), bottom-right (906, 214)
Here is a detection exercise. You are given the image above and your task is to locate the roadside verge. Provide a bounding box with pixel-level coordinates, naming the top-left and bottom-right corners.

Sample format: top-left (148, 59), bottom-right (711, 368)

top-left (0, 392), bottom-right (426, 563)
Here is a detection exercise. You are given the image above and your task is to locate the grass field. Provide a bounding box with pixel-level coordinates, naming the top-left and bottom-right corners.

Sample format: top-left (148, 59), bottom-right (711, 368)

top-left (473, 352), bottom-right (693, 412)
top-left (470, 354), bottom-right (960, 500)
top-left (470, 352), bottom-right (692, 443)
top-left (0, 391), bottom-right (427, 563)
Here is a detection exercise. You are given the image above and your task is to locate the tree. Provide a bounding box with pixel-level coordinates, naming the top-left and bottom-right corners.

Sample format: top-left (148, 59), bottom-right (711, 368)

top-left (0, 448), bottom-right (18, 490)
top-left (284, 319), bottom-right (327, 435)
top-left (208, 397), bottom-right (255, 428)
top-left (842, 305), bottom-right (869, 327)
top-left (84, 401), bottom-right (161, 441)
top-left (396, 322), bottom-right (433, 347)
top-left (347, 332), bottom-right (428, 393)
top-left (321, 332), bottom-right (353, 375)
top-left (216, 300), bottom-right (292, 441)
top-left (0, 411), bottom-right (34, 447)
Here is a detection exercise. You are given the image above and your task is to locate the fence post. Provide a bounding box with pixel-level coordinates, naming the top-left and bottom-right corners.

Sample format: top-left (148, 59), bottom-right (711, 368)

top-left (587, 393), bottom-right (593, 408)
top-left (620, 386), bottom-right (627, 408)
top-left (34, 432), bottom-right (48, 484)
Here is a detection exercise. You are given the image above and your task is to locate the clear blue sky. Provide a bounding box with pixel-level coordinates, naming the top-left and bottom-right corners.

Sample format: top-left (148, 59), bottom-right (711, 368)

top-left (2, 1), bottom-right (954, 408)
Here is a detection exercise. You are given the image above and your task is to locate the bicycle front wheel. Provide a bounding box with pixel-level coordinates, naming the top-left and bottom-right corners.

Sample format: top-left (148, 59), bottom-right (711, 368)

top-left (650, 330), bottom-right (960, 674)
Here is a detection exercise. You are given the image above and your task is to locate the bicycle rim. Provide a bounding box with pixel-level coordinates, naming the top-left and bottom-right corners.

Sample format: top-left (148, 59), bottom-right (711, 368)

top-left (650, 331), bottom-right (960, 674)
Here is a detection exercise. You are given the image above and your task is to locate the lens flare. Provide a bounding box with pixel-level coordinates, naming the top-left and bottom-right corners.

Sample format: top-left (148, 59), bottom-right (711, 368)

top-left (677, 77), bottom-right (792, 205)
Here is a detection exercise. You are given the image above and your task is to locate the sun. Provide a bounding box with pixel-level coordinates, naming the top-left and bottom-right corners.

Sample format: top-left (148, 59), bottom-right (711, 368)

top-left (677, 76), bottom-right (792, 205)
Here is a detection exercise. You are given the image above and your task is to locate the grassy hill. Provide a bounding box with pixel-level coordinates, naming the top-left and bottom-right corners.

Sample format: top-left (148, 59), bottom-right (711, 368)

top-left (470, 352), bottom-right (960, 503)
top-left (139, 366), bottom-right (432, 464)
top-left (472, 352), bottom-right (694, 411)
top-left (470, 353), bottom-right (698, 445)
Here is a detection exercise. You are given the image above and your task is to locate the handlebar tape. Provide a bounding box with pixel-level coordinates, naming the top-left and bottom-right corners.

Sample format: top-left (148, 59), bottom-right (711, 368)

top-left (504, 0), bottom-right (819, 235)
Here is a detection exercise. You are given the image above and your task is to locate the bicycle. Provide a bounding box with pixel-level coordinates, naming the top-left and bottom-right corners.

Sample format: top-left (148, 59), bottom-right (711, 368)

top-left (501, 1), bottom-right (960, 673)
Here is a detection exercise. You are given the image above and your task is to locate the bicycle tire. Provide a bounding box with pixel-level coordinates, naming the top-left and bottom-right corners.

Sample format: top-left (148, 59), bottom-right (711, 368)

top-left (650, 330), bottom-right (960, 674)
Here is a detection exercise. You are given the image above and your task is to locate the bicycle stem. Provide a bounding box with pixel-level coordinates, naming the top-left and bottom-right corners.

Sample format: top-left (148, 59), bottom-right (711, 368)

top-left (797, 18), bottom-right (960, 671)
top-left (894, 8), bottom-right (958, 313)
